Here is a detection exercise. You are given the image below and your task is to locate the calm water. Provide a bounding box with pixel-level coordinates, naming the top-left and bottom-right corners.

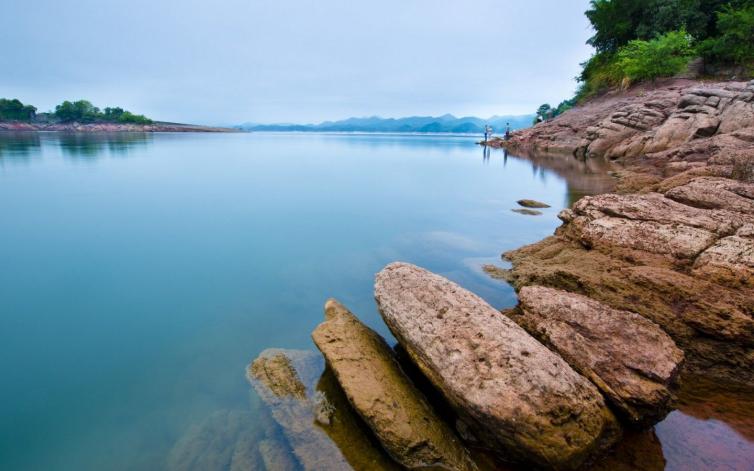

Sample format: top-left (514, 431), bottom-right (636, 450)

top-left (0, 132), bottom-right (751, 470)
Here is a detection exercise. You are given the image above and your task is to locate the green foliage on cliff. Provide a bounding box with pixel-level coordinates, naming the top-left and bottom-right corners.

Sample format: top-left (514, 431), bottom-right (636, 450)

top-left (0, 98), bottom-right (37, 122)
top-left (576, 0), bottom-right (754, 101)
top-left (54, 100), bottom-right (153, 124)
top-left (615, 30), bottom-right (696, 82)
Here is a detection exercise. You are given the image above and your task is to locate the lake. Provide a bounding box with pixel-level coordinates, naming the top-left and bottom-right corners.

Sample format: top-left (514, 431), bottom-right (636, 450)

top-left (1, 132), bottom-right (751, 470)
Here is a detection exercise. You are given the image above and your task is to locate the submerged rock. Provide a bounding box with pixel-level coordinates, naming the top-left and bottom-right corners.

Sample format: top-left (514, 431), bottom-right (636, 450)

top-left (517, 199), bottom-right (551, 208)
top-left (247, 349), bottom-right (351, 471)
top-left (167, 410), bottom-right (265, 471)
top-left (514, 286), bottom-right (684, 426)
top-left (375, 262), bottom-right (620, 470)
top-left (312, 298), bottom-right (475, 471)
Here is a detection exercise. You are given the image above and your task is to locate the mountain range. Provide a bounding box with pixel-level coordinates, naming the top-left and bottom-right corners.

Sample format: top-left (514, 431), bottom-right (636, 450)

top-left (238, 113), bottom-right (534, 134)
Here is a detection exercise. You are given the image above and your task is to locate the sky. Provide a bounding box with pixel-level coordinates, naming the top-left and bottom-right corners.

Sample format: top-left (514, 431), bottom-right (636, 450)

top-left (1, 0), bottom-right (594, 125)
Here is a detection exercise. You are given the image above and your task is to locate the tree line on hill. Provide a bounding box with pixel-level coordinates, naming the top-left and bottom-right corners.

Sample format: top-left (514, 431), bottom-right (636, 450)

top-left (534, 0), bottom-right (754, 121)
top-left (0, 98), bottom-right (152, 124)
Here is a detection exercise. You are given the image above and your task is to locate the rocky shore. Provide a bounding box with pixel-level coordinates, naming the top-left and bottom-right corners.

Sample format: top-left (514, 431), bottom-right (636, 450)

top-left (0, 121), bottom-right (235, 132)
top-left (241, 79), bottom-right (753, 470)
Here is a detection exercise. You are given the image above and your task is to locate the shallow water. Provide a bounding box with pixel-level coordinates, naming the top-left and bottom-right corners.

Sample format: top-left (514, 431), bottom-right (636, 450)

top-left (0, 132), bottom-right (751, 470)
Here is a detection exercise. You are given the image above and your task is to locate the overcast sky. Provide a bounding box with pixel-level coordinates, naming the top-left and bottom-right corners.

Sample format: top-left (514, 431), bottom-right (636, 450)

top-left (2, 0), bottom-right (594, 125)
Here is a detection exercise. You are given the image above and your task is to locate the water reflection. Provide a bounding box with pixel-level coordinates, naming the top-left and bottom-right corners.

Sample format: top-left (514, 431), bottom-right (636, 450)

top-left (0, 132), bottom-right (41, 164)
top-left (57, 132), bottom-right (152, 159)
top-left (499, 148), bottom-right (618, 207)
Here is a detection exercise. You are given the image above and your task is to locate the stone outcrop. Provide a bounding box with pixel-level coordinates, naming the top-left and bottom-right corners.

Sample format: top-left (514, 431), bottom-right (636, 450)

top-left (489, 79), bottom-right (754, 165)
top-left (513, 286), bottom-right (684, 426)
top-left (375, 262), bottom-right (620, 470)
top-left (312, 298), bottom-right (476, 471)
top-left (498, 176), bottom-right (754, 385)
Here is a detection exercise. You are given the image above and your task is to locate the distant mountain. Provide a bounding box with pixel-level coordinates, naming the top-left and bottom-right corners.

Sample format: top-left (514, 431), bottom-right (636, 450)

top-left (238, 114), bottom-right (534, 134)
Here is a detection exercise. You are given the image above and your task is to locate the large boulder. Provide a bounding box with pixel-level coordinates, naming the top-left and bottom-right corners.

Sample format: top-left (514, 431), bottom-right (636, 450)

top-left (514, 286), bottom-right (684, 426)
top-left (312, 299), bottom-right (476, 471)
top-left (374, 262), bottom-right (620, 470)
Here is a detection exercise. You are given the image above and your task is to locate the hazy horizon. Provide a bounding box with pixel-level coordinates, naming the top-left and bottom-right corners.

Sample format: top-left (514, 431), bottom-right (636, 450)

top-left (3, 0), bottom-right (593, 125)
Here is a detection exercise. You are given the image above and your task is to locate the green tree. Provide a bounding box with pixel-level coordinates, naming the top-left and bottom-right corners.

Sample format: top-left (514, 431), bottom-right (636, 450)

top-left (0, 98), bottom-right (37, 121)
top-left (54, 100), bottom-right (102, 122)
top-left (699, 4), bottom-right (754, 64)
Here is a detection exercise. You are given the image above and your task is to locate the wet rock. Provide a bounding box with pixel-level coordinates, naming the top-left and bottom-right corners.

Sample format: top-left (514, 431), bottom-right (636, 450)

top-left (517, 199), bottom-right (551, 208)
top-left (247, 349), bottom-right (351, 471)
top-left (312, 299), bottom-right (475, 471)
top-left (514, 286), bottom-right (684, 426)
top-left (511, 208), bottom-right (543, 216)
top-left (375, 262), bottom-right (620, 470)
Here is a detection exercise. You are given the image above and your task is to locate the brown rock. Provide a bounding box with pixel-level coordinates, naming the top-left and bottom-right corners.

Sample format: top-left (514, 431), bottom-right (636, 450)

top-left (666, 177), bottom-right (754, 214)
top-left (514, 286), bottom-right (684, 426)
top-left (693, 235), bottom-right (754, 287)
top-left (312, 299), bottom-right (475, 471)
top-left (374, 262), bottom-right (620, 470)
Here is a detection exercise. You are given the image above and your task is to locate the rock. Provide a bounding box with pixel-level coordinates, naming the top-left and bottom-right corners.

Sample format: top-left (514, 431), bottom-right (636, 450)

top-left (693, 235), bottom-right (754, 287)
top-left (247, 349), bottom-right (351, 471)
top-left (500, 236), bottom-right (754, 385)
top-left (375, 262), bottom-right (620, 470)
top-left (514, 286), bottom-right (684, 426)
top-left (312, 299), bottom-right (475, 471)
top-left (665, 177), bottom-right (754, 214)
top-left (517, 199), bottom-right (551, 208)
top-left (512, 208), bottom-right (543, 216)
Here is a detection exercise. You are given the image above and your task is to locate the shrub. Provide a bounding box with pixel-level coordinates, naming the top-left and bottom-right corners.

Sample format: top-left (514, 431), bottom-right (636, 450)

top-left (614, 30), bottom-right (695, 83)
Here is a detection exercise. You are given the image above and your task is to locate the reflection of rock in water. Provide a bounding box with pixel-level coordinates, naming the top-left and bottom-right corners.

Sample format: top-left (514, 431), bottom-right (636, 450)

top-left (247, 349), bottom-right (351, 471)
top-left (649, 374), bottom-right (754, 470)
top-left (167, 409), bottom-right (265, 471)
top-left (675, 374), bottom-right (754, 442)
top-left (590, 428), bottom-right (665, 471)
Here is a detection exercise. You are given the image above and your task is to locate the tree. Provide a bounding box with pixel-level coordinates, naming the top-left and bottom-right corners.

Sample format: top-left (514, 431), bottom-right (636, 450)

top-left (54, 100), bottom-right (101, 122)
top-left (699, 4), bottom-right (754, 64)
top-left (0, 98), bottom-right (37, 121)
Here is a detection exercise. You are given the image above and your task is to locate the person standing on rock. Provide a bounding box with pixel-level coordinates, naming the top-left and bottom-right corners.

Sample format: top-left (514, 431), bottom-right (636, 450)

top-left (505, 122), bottom-right (511, 140)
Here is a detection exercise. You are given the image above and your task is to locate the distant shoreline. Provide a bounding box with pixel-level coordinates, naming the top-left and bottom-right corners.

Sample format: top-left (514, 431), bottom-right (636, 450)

top-left (0, 121), bottom-right (236, 133)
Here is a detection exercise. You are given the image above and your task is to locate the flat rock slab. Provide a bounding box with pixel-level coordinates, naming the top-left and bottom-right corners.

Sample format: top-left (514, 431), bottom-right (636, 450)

top-left (515, 286), bottom-right (684, 426)
top-left (312, 299), bottom-right (475, 471)
top-left (247, 349), bottom-right (351, 471)
top-left (375, 262), bottom-right (620, 470)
